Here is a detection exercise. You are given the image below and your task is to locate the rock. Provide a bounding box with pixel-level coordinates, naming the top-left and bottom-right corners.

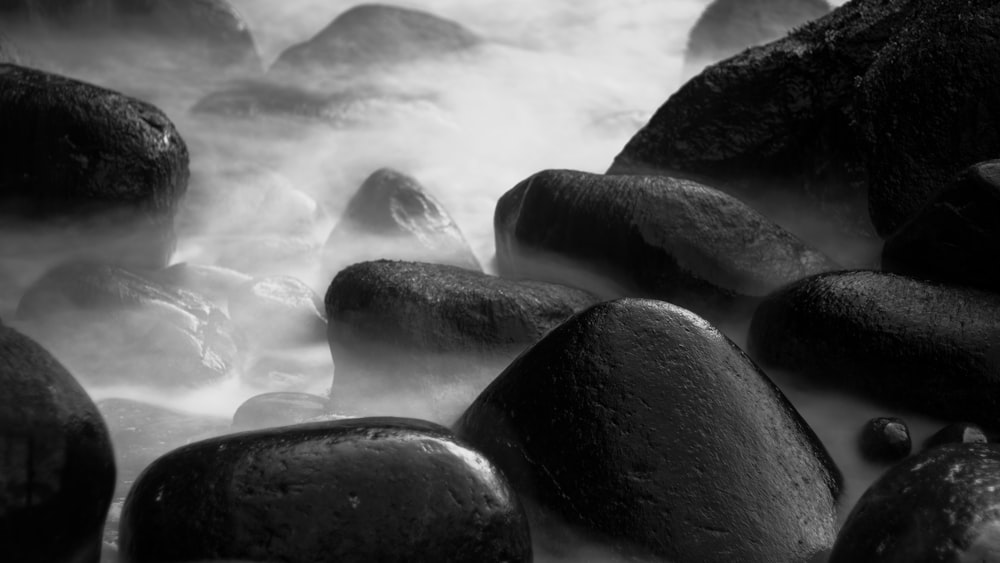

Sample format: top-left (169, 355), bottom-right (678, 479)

top-left (455, 298), bottom-right (841, 562)
top-left (495, 169), bottom-right (836, 321)
top-left (119, 417), bottom-right (532, 562)
top-left (608, 0), bottom-right (919, 235)
top-left (227, 276), bottom-right (327, 348)
top-left (242, 351), bottom-right (333, 392)
top-left (0, 64), bottom-right (188, 270)
top-left (924, 422), bottom-right (988, 450)
top-left (829, 443), bottom-right (1000, 562)
top-left (150, 261), bottom-right (252, 306)
top-left (684, 0), bottom-right (830, 72)
top-left (883, 160), bottom-right (1000, 292)
top-left (16, 262), bottom-right (242, 388)
top-left (324, 168), bottom-right (480, 275)
top-left (271, 4), bottom-right (482, 72)
top-left (232, 392), bottom-right (330, 430)
top-left (0, 326), bottom-right (116, 563)
top-left (859, 417), bottom-right (910, 463)
top-left (748, 270), bottom-right (1000, 429)
top-left (859, 1), bottom-right (1000, 235)
top-left (325, 260), bottom-right (598, 418)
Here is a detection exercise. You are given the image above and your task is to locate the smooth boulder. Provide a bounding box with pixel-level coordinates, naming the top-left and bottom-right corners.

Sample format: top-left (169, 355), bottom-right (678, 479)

top-left (119, 417), bottom-right (532, 562)
top-left (859, 416), bottom-right (910, 463)
top-left (495, 170), bottom-right (836, 320)
top-left (749, 270), bottom-right (1000, 429)
top-left (0, 326), bottom-right (116, 563)
top-left (455, 298), bottom-right (841, 562)
top-left (830, 443), bottom-right (1000, 562)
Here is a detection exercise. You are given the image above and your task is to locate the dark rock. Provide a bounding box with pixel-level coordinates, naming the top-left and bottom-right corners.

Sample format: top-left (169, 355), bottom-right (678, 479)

top-left (830, 443), bottom-right (1000, 562)
top-left (455, 298), bottom-right (841, 562)
top-left (860, 1), bottom-right (1000, 235)
top-left (119, 417), bottom-right (532, 563)
top-left (271, 4), bottom-right (481, 72)
top-left (0, 64), bottom-right (188, 269)
top-left (150, 261), bottom-right (252, 306)
top-left (749, 270), bottom-right (1000, 429)
top-left (325, 260), bottom-right (598, 418)
top-left (495, 169), bottom-right (836, 321)
top-left (883, 160), bottom-right (1000, 292)
top-left (324, 168), bottom-right (480, 275)
top-left (16, 262), bottom-right (242, 388)
top-left (0, 326), bottom-right (116, 563)
top-left (925, 422), bottom-right (988, 450)
top-left (684, 0), bottom-right (830, 72)
top-left (232, 392), bottom-right (330, 430)
top-left (859, 416), bottom-right (910, 463)
top-left (227, 276), bottom-right (327, 348)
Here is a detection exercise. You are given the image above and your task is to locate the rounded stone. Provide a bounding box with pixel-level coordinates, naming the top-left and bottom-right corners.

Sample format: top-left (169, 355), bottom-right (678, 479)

top-left (925, 422), bottom-right (988, 451)
top-left (232, 392), bottom-right (330, 430)
top-left (859, 417), bottom-right (911, 463)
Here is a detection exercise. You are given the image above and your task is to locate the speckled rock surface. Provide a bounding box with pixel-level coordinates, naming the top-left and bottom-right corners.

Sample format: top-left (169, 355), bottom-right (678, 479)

top-left (830, 443), bottom-right (1000, 562)
top-left (749, 270), bottom-right (1000, 428)
top-left (456, 298), bottom-right (841, 562)
top-left (495, 169), bottom-right (836, 320)
top-left (227, 276), bottom-right (327, 348)
top-left (0, 326), bottom-right (116, 563)
top-left (120, 417), bottom-right (532, 563)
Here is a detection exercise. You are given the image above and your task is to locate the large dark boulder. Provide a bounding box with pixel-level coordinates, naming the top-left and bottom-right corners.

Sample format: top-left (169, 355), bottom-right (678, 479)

top-left (748, 270), bottom-right (1000, 429)
top-left (495, 169), bottom-right (836, 321)
top-left (324, 168), bottom-right (480, 275)
top-left (859, 1), bottom-right (1000, 235)
top-left (883, 160), bottom-right (1000, 292)
top-left (830, 443), bottom-right (1000, 562)
top-left (0, 326), bottom-right (116, 563)
top-left (455, 298), bottom-right (841, 562)
top-left (684, 0), bottom-right (830, 72)
top-left (325, 260), bottom-right (598, 418)
top-left (16, 262), bottom-right (242, 388)
top-left (0, 64), bottom-right (188, 270)
top-left (119, 417), bottom-right (532, 563)
top-left (271, 4), bottom-right (482, 72)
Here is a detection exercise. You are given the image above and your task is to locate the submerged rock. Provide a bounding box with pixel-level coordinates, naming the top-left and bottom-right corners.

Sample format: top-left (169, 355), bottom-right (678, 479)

top-left (231, 392), bottom-right (330, 430)
top-left (495, 170), bottom-right (836, 320)
top-left (859, 416), bottom-right (910, 463)
top-left (749, 271), bottom-right (1000, 429)
top-left (456, 299), bottom-right (841, 562)
top-left (119, 417), bottom-right (532, 562)
top-left (830, 443), bottom-right (1000, 562)
top-left (150, 261), bottom-right (252, 306)
top-left (0, 326), bottom-right (116, 563)
top-left (924, 423), bottom-right (988, 451)
top-left (227, 276), bottom-right (327, 348)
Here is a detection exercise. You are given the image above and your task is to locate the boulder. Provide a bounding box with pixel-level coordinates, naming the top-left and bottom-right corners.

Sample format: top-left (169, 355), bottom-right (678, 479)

top-left (16, 262), bottom-right (242, 388)
top-left (0, 326), bottom-right (116, 563)
top-left (324, 168), bottom-right (480, 275)
top-left (495, 170), bottom-right (836, 321)
top-left (830, 443), bottom-right (1000, 562)
top-left (271, 4), bottom-right (482, 72)
top-left (325, 260), bottom-right (598, 418)
top-left (0, 64), bottom-right (188, 270)
top-left (227, 276), bottom-right (327, 348)
top-left (859, 416), bottom-right (910, 463)
top-left (231, 392), bottom-right (330, 430)
top-left (882, 160), bottom-right (1000, 292)
top-left (924, 422), bottom-right (988, 450)
top-left (859, 1), bottom-right (1000, 235)
top-left (748, 270), bottom-right (1000, 429)
top-left (455, 298), bottom-right (841, 562)
top-left (119, 417), bottom-right (532, 562)
top-left (150, 262), bottom-right (252, 306)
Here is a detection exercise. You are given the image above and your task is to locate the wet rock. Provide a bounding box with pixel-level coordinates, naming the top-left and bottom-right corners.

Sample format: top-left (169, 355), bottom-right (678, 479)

top-left (883, 160), bottom-right (1000, 292)
top-left (925, 422), bottom-right (988, 450)
top-left (860, 1), bottom-right (1000, 235)
top-left (749, 270), bottom-right (1000, 429)
top-left (830, 443), bottom-right (1000, 562)
top-left (119, 417), bottom-right (532, 563)
top-left (325, 260), bottom-right (598, 418)
top-left (859, 417), bottom-right (910, 463)
top-left (684, 0), bottom-right (830, 73)
top-left (271, 4), bottom-right (482, 72)
top-left (16, 262), bottom-right (242, 388)
top-left (495, 170), bottom-right (836, 321)
top-left (227, 276), bottom-right (327, 348)
top-left (150, 261), bottom-right (252, 306)
top-left (0, 64), bottom-right (188, 270)
top-left (0, 326), bottom-right (116, 563)
top-left (324, 168), bottom-right (480, 275)
top-left (232, 392), bottom-right (330, 430)
top-left (455, 298), bottom-right (841, 562)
